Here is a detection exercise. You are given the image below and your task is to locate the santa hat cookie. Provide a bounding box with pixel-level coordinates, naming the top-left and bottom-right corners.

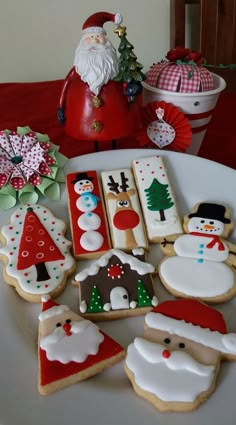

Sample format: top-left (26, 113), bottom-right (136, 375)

top-left (38, 296), bottom-right (125, 395)
top-left (145, 299), bottom-right (236, 356)
top-left (81, 11), bottom-right (123, 36)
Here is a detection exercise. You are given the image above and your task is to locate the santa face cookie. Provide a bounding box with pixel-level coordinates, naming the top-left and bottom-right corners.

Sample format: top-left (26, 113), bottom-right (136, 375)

top-left (132, 155), bottom-right (182, 242)
top-left (73, 248), bottom-right (158, 320)
top-left (66, 171), bottom-right (111, 258)
top-left (159, 202), bottom-right (236, 303)
top-left (101, 169), bottom-right (149, 251)
top-left (0, 204), bottom-right (76, 302)
top-left (38, 296), bottom-right (125, 395)
top-left (125, 299), bottom-right (236, 412)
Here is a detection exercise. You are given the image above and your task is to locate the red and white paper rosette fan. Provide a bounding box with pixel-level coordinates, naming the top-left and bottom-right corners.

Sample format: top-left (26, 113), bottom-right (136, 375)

top-left (137, 101), bottom-right (192, 152)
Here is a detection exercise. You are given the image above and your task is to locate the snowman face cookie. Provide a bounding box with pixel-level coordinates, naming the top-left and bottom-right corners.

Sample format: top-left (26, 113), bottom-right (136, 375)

top-left (159, 202), bottom-right (236, 303)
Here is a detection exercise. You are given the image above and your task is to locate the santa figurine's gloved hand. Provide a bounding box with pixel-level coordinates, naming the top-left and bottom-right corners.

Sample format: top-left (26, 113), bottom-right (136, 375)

top-left (57, 107), bottom-right (65, 125)
top-left (124, 81), bottom-right (143, 100)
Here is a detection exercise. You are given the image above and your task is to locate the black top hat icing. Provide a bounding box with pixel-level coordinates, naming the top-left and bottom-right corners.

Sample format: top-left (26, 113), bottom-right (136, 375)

top-left (188, 203), bottom-right (231, 224)
top-left (71, 172), bottom-right (94, 184)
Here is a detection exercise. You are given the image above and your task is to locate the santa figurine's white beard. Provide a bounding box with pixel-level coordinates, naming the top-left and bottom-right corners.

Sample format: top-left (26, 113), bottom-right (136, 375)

top-left (74, 39), bottom-right (119, 95)
top-left (40, 320), bottom-right (104, 364)
top-left (126, 338), bottom-right (215, 403)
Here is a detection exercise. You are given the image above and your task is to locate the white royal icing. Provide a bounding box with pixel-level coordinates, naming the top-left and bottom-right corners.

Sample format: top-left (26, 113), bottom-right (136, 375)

top-left (75, 249), bottom-right (155, 282)
top-left (80, 230), bottom-right (104, 251)
top-left (132, 156), bottom-right (182, 240)
top-left (145, 313), bottom-right (236, 355)
top-left (125, 337), bottom-right (215, 403)
top-left (0, 204), bottom-right (75, 295)
top-left (101, 168), bottom-right (148, 250)
top-left (174, 234), bottom-right (229, 262)
top-left (77, 212), bottom-right (101, 231)
top-left (159, 256), bottom-right (234, 297)
top-left (40, 320), bottom-right (104, 364)
top-left (39, 305), bottom-right (69, 321)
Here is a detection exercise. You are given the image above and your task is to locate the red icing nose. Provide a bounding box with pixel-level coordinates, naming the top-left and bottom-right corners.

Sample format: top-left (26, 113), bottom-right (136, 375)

top-left (162, 349), bottom-right (171, 358)
top-left (63, 323), bottom-right (72, 336)
top-left (113, 210), bottom-right (140, 230)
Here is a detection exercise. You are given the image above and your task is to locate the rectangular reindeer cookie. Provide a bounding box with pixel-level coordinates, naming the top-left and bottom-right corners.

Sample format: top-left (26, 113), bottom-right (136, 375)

top-left (101, 168), bottom-right (149, 251)
top-left (132, 156), bottom-right (182, 242)
top-left (66, 171), bottom-right (111, 259)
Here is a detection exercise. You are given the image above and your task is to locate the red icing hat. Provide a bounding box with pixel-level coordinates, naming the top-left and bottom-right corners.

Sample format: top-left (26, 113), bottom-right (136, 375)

top-left (145, 299), bottom-right (236, 355)
top-left (81, 11), bottom-right (123, 35)
top-left (39, 295), bottom-right (69, 321)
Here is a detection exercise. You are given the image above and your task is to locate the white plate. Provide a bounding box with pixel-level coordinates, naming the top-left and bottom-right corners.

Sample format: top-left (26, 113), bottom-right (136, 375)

top-left (1, 149), bottom-right (236, 425)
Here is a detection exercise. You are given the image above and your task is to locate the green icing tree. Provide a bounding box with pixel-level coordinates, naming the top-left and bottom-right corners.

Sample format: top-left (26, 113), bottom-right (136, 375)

top-left (87, 285), bottom-right (104, 313)
top-left (144, 178), bottom-right (174, 221)
top-left (137, 279), bottom-right (152, 307)
top-left (114, 26), bottom-right (146, 100)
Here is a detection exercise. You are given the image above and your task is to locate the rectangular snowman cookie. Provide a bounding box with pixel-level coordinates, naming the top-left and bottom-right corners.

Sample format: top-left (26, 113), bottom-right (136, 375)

top-left (101, 168), bottom-right (149, 251)
top-left (132, 155), bottom-right (182, 242)
top-left (66, 171), bottom-right (111, 259)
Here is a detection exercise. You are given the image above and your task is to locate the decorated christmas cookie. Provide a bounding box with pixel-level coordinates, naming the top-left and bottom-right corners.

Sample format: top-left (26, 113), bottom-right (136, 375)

top-left (159, 202), bottom-right (236, 303)
top-left (132, 156), bottom-right (182, 242)
top-left (101, 168), bottom-right (149, 251)
top-left (125, 299), bottom-right (236, 412)
top-left (0, 204), bottom-right (76, 302)
top-left (38, 295), bottom-right (125, 395)
top-left (73, 248), bottom-right (158, 320)
top-left (66, 171), bottom-right (111, 258)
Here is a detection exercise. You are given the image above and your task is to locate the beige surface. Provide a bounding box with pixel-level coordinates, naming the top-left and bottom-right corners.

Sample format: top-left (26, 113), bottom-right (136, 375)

top-left (0, 0), bottom-right (170, 82)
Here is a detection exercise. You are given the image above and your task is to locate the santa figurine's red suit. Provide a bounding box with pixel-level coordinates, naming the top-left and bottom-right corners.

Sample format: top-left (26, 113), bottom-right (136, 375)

top-left (58, 12), bottom-right (142, 142)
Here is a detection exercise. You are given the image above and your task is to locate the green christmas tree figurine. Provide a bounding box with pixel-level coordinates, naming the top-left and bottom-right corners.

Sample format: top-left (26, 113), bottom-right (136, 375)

top-left (87, 285), bottom-right (104, 313)
top-left (145, 178), bottom-right (174, 221)
top-left (137, 279), bottom-right (152, 307)
top-left (114, 25), bottom-right (146, 100)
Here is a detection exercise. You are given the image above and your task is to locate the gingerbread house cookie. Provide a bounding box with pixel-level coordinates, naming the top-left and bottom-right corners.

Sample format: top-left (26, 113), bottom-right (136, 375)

top-left (73, 248), bottom-right (158, 320)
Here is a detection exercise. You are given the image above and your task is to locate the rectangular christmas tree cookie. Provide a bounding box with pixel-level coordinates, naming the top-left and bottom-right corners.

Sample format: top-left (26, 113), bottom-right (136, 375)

top-left (132, 156), bottom-right (182, 242)
top-left (66, 171), bottom-right (111, 259)
top-left (101, 168), bottom-right (149, 251)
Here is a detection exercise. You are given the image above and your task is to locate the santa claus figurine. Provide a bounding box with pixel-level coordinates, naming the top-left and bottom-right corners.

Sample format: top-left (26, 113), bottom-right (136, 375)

top-left (125, 299), bottom-right (236, 412)
top-left (58, 12), bottom-right (143, 143)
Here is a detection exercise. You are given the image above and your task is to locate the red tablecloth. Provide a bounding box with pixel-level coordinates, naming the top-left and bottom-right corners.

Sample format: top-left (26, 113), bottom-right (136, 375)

top-left (0, 80), bottom-right (235, 168)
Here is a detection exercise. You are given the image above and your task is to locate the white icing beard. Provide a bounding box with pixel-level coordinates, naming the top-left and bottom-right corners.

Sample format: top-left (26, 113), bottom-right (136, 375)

top-left (126, 338), bottom-right (215, 403)
top-left (74, 39), bottom-right (119, 95)
top-left (40, 320), bottom-right (104, 364)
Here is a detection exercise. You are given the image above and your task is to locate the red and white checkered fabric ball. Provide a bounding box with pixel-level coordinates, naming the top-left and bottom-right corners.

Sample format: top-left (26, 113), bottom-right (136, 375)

top-left (146, 62), bottom-right (214, 93)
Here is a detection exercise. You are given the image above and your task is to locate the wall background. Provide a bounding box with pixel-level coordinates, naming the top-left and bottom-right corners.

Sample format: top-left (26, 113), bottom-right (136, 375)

top-left (0, 0), bottom-right (171, 82)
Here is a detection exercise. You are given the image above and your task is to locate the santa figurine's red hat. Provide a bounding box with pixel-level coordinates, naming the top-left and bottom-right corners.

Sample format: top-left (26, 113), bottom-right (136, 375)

top-left (38, 295), bottom-right (69, 322)
top-left (81, 11), bottom-right (123, 36)
top-left (145, 299), bottom-right (236, 356)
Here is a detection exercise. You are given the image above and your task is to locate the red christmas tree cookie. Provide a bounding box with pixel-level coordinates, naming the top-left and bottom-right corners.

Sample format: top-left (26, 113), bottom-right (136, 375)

top-left (0, 204), bottom-right (76, 302)
top-left (38, 295), bottom-right (125, 395)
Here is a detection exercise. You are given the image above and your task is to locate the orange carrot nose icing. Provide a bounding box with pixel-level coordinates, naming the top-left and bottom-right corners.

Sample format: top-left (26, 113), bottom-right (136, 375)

top-left (203, 224), bottom-right (215, 230)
